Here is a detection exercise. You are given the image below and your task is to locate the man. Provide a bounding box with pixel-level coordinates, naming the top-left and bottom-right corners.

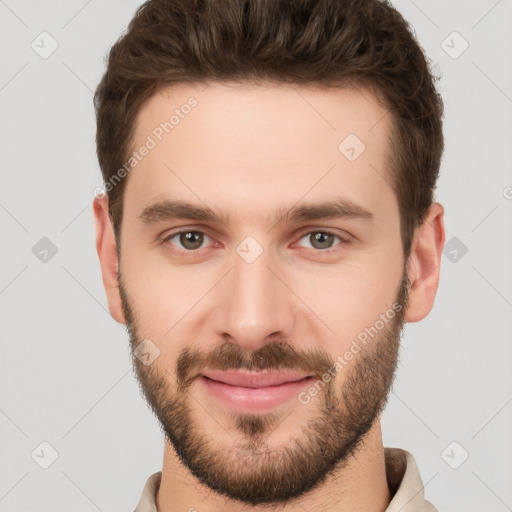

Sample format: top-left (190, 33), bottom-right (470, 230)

top-left (93, 0), bottom-right (445, 510)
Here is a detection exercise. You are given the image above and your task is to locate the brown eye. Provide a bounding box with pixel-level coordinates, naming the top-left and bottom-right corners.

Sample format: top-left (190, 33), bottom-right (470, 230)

top-left (179, 231), bottom-right (204, 250)
top-left (164, 230), bottom-right (210, 253)
top-left (297, 231), bottom-right (344, 251)
top-left (310, 232), bottom-right (335, 249)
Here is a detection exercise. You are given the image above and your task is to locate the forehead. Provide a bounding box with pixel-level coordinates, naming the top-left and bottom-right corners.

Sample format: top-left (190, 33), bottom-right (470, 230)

top-left (124, 81), bottom-right (397, 227)
top-left (133, 81), bottom-right (392, 158)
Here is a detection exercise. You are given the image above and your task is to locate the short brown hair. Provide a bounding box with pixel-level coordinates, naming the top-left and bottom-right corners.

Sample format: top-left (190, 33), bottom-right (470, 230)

top-left (94, 0), bottom-right (444, 259)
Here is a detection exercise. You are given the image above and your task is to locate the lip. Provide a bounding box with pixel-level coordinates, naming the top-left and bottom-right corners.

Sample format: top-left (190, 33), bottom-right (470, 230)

top-left (200, 370), bottom-right (312, 388)
top-left (199, 371), bottom-right (314, 413)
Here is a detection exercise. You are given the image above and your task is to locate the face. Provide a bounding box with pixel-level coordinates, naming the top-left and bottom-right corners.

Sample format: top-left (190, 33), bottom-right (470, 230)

top-left (114, 82), bottom-right (410, 504)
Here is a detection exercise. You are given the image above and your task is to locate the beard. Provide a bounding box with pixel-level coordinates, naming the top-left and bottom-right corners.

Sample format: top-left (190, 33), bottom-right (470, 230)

top-left (119, 268), bottom-right (410, 506)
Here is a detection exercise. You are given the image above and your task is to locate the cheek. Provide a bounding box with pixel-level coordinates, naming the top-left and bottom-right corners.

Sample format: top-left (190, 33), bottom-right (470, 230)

top-left (121, 240), bottom-right (187, 319)
top-left (287, 252), bottom-right (403, 345)
top-left (121, 248), bottom-right (219, 367)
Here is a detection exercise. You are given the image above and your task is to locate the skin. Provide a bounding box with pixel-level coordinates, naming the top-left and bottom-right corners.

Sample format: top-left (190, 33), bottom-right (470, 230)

top-left (94, 82), bottom-right (445, 512)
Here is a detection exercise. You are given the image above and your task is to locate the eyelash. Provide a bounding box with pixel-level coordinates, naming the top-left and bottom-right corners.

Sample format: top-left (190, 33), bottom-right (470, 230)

top-left (160, 228), bottom-right (350, 256)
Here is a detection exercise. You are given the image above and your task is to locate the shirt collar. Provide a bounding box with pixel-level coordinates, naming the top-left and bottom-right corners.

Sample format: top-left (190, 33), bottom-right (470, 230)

top-left (384, 447), bottom-right (438, 512)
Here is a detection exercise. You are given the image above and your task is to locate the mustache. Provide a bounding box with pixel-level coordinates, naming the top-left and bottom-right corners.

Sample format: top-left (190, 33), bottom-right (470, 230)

top-left (175, 339), bottom-right (333, 392)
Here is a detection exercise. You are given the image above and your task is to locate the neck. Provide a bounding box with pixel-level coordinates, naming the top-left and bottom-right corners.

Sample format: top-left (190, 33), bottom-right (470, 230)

top-left (156, 419), bottom-right (391, 512)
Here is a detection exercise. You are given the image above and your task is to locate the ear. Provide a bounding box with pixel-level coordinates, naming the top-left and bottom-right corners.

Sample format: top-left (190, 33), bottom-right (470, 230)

top-left (92, 196), bottom-right (126, 325)
top-left (404, 202), bottom-right (445, 323)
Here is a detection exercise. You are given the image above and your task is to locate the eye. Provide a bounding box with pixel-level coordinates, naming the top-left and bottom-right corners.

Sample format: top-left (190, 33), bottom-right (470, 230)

top-left (160, 228), bottom-right (348, 256)
top-left (164, 230), bottom-right (212, 253)
top-left (296, 230), bottom-right (346, 251)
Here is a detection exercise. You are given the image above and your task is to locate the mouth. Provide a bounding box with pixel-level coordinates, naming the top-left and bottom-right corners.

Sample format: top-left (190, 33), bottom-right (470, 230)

top-left (198, 371), bottom-right (315, 412)
top-left (200, 370), bottom-right (314, 388)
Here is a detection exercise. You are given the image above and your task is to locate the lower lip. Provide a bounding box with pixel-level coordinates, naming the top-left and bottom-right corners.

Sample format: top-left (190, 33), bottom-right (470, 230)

top-left (200, 376), bottom-right (313, 413)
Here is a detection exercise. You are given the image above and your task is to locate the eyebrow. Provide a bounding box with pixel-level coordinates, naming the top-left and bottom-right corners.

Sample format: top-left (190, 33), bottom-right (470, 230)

top-left (138, 198), bottom-right (374, 227)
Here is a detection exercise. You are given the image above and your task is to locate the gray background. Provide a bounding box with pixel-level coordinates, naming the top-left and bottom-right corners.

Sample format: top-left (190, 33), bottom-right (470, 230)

top-left (1, 0), bottom-right (511, 510)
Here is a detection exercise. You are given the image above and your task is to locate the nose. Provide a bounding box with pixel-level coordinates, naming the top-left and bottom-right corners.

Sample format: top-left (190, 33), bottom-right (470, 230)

top-left (211, 245), bottom-right (296, 352)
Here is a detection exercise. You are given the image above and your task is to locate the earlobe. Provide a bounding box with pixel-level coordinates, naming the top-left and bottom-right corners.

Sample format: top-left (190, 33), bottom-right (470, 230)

top-left (92, 196), bottom-right (126, 325)
top-left (404, 202), bottom-right (445, 323)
